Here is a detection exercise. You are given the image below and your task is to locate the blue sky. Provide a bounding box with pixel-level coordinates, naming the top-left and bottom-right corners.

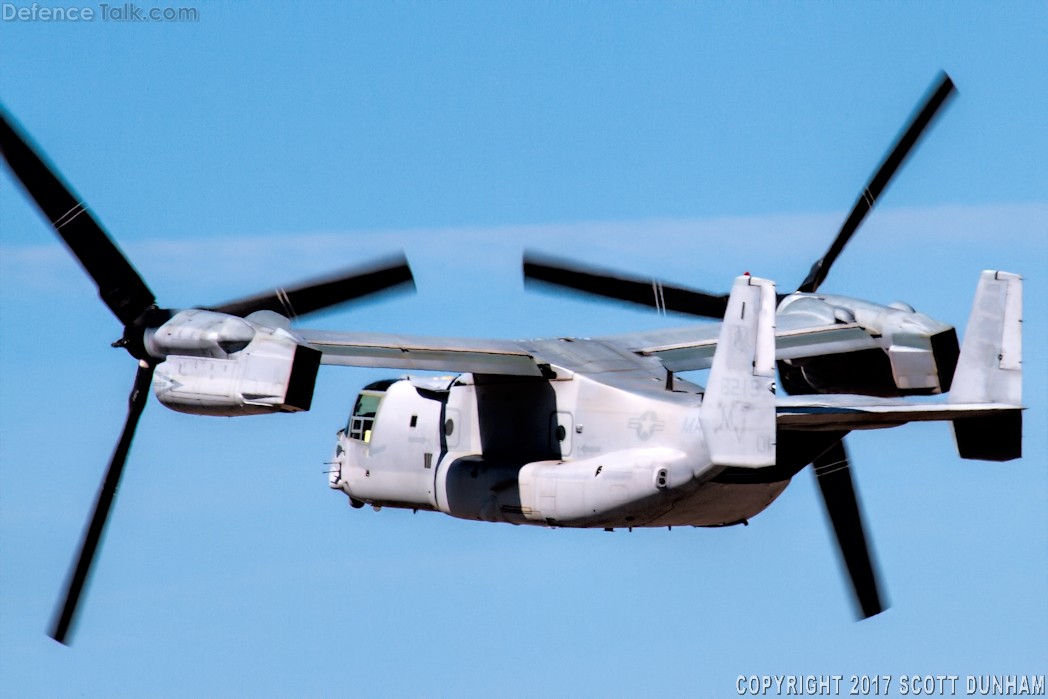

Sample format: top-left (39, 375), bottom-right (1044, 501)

top-left (1, 2), bottom-right (1045, 696)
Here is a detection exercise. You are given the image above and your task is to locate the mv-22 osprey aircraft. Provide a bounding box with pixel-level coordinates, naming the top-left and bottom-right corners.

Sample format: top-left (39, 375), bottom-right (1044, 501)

top-left (0, 73), bottom-right (1023, 645)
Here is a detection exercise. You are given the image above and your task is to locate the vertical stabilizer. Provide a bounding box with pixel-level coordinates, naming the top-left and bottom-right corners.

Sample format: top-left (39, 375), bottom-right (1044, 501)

top-left (699, 275), bottom-right (777, 468)
top-left (949, 270), bottom-right (1022, 460)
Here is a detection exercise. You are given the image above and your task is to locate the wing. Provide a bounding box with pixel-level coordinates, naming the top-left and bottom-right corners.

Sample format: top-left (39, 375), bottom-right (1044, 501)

top-left (296, 329), bottom-right (546, 377)
top-left (603, 314), bottom-right (879, 372)
top-left (297, 314), bottom-right (875, 377)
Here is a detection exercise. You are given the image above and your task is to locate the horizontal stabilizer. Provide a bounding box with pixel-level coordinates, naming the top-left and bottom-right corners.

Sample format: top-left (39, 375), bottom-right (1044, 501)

top-left (777, 398), bottom-right (1018, 431)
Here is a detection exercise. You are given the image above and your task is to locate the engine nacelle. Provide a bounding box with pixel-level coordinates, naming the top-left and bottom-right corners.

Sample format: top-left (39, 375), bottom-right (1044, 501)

top-left (777, 293), bottom-right (959, 396)
top-left (518, 447), bottom-right (690, 525)
top-left (149, 310), bottom-right (321, 416)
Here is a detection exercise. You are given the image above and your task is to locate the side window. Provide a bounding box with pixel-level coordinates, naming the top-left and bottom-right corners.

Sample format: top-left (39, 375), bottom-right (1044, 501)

top-left (348, 392), bottom-right (383, 443)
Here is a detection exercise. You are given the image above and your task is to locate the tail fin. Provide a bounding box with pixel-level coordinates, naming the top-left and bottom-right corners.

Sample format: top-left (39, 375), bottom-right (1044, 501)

top-left (949, 270), bottom-right (1022, 461)
top-left (699, 275), bottom-right (777, 468)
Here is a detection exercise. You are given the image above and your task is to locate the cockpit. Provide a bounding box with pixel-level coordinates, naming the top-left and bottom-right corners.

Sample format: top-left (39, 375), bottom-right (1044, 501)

top-left (346, 379), bottom-right (396, 442)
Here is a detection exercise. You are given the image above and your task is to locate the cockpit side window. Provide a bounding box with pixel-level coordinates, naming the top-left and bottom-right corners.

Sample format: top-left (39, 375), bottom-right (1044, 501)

top-left (348, 391), bottom-right (384, 442)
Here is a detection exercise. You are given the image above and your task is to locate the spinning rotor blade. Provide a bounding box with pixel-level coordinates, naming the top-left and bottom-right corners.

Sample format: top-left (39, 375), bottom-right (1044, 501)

top-left (3, 105), bottom-right (418, 645)
top-left (523, 73), bottom-right (955, 314)
top-left (210, 253), bottom-right (416, 320)
top-left (812, 440), bottom-right (885, 619)
top-left (0, 107), bottom-right (156, 326)
top-left (798, 72), bottom-right (956, 293)
top-left (51, 363), bottom-right (155, 645)
top-left (524, 251), bottom-right (729, 319)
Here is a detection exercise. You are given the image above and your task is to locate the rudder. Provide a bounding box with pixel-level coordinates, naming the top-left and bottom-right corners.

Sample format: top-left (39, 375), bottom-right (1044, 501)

top-left (949, 270), bottom-right (1022, 461)
top-left (699, 275), bottom-right (777, 468)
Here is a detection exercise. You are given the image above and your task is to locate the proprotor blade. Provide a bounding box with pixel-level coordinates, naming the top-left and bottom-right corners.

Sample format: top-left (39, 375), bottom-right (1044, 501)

top-left (0, 107), bottom-right (156, 326)
top-left (812, 440), bottom-right (886, 619)
top-left (523, 251), bottom-right (729, 319)
top-left (50, 363), bottom-right (155, 645)
top-left (210, 253), bottom-right (416, 320)
top-left (798, 72), bottom-right (956, 293)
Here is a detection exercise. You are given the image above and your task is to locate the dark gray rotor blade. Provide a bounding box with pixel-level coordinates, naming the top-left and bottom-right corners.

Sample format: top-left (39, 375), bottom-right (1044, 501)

top-left (210, 253), bottom-right (416, 320)
top-left (798, 72), bottom-right (956, 293)
top-left (812, 440), bottom-right (886, 619)
top-left (523, 251), bottom-right (729, 319)
top-left (0, 107), bottom-right (156, 326)
top-left (51, 363), bottom-right (155, 645)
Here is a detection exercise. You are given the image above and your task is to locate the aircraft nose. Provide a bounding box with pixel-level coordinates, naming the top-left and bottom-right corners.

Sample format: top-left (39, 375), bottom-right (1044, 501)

top-left (329, 432), bottom-right (346, 489)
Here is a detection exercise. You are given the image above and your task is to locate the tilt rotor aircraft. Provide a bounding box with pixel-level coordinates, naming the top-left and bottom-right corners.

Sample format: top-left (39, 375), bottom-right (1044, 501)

top-left (0, 72), bottom-right (1023, 645)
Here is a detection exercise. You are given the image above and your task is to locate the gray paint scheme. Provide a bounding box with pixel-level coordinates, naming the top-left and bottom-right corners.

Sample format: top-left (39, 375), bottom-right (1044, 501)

top-left (323, 272), bottom-right (1023, 531)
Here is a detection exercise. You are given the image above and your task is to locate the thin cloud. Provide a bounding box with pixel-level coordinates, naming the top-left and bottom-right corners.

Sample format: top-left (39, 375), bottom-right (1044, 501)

top-left (2, 202), bottom-right (1043, 305)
